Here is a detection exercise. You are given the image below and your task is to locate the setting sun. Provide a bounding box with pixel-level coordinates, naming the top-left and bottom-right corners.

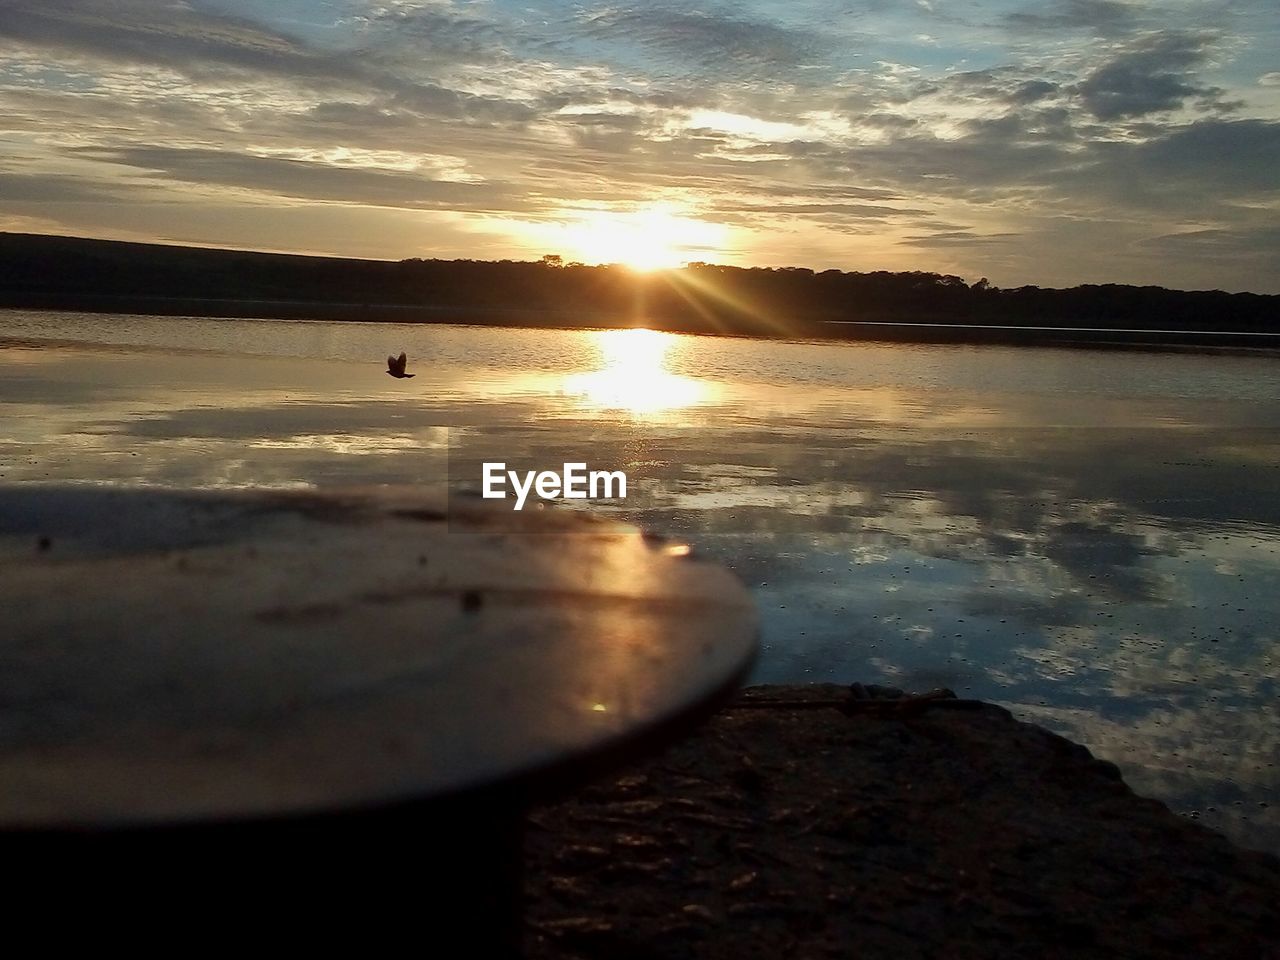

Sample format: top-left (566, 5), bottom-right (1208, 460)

top-left (557, 206), bottom-right (728, 272)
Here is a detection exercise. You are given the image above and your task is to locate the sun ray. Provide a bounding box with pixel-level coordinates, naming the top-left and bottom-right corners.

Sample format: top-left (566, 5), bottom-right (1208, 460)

top-left (649, 268), bottom-right (738, 335)
top-left (659, 266), bottom-right (803, 338)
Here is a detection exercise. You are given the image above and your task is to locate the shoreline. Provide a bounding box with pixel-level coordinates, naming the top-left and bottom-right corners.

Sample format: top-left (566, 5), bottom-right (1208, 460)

top-left (525, 683), bottom-right (1279, 958)
top-left (4, 294), bottom-right (1279, 355)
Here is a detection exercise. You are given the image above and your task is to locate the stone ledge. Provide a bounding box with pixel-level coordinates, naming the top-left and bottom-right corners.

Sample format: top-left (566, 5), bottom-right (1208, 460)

top-left (525, 684), bottom-right (1279, 959)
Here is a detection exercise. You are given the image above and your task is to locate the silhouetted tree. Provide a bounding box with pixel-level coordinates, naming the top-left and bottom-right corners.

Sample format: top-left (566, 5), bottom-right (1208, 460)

top-left (1, 232), bottom-right (1275, 337)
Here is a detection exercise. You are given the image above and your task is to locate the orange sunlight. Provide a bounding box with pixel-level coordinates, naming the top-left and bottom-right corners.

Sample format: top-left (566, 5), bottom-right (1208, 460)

top-left (558, 205), bottom-right (728, 271)
top-left (562, 328), bottom-right (714, 416)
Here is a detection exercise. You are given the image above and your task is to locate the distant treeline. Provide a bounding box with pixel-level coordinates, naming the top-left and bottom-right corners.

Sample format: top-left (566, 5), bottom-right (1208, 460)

top-left (1, 232), bottom-right (1276, 338)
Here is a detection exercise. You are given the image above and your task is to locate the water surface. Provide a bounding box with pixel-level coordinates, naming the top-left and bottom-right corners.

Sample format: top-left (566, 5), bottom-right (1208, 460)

top-left (2, 308), bottom-right (1278, 851)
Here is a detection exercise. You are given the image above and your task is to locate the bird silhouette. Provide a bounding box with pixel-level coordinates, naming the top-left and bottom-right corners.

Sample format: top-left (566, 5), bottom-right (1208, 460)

top-left (386, 351), bottom-right (415, 378)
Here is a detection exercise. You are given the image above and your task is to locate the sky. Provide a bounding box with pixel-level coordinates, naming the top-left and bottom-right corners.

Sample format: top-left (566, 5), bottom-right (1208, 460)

top-left (0, 0), bottom-right (1278, 291)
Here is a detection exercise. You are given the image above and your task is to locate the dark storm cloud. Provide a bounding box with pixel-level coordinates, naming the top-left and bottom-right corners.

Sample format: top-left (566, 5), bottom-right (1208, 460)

top-left (1076, 31), bottom-right (1227, 120)
top-left (69, 145), bottom-right (529, 213)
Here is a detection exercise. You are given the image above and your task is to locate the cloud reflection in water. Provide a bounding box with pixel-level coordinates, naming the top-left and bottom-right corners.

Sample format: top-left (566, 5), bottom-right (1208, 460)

top-left (2, 313), bottom-right (1279, 851)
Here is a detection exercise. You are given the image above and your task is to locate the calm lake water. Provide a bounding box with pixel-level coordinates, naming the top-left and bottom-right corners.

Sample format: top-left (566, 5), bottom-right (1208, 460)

top-left (2, 308), bottom-right (1278, 851)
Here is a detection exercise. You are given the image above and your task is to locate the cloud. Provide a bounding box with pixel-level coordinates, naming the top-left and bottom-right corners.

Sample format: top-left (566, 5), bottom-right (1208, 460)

top-left (580, 6), bottom-right (835, 78)
top-left (69, 145), bottom-right (530, 213)
top-left (902, 230), bottom-right (1020, 246)
top-left (1007, 79), bottom-right (1059, 104)
top-left (1005, 0), bottom-right (1144, 36)
top-left (707, 200), bottom-right (925, 222)
top-left (1129, 118), bottom-right (1280, 192)
top-left (0, 0), bottom-right (1277, 289)
top-left (0, 170), bottom-right (134, 204)
top-left (0, 0), bottom-right (359, 83)
top-left (354, 3), bottom-right (509, 65)
top-left (1055, 118), bottom-right (1280, 211)
top-left (942, 67), bottom-right (1058, 102)
top-left (0, 0), bottom-right (536, 123)
top-left (1076, 31), bottom-right (1227, 120)
top-left (1136, 226), bottom-right (1280, 272)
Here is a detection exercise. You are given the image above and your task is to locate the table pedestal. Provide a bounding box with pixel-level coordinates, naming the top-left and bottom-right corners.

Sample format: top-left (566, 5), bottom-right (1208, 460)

top-left (7, 793), bottom-right (526, 952)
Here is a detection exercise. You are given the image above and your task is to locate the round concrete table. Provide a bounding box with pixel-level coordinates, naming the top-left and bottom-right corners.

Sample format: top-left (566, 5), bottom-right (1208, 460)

top-left (0, 485), bottom-right (757, 947)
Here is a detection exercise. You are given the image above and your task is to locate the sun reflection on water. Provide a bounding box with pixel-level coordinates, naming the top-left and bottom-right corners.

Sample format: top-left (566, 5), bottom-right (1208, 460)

top-left (561, 328), bottom-right (714, 417)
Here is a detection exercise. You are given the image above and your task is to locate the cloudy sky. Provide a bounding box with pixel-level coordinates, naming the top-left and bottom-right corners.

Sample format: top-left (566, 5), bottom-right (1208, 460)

top-left (1, 0), bottom-right (1277, 290)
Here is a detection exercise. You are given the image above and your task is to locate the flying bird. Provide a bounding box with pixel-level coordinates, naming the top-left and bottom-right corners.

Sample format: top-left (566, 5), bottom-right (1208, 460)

top-left (386, 351), bottom-right (415, 378)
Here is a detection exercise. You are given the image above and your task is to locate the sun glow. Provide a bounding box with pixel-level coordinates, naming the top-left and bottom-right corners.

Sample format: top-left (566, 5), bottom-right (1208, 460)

top-left (557, 206), bottom-right (728, 272)
top-left (562, 328), bottom-right (714, 416)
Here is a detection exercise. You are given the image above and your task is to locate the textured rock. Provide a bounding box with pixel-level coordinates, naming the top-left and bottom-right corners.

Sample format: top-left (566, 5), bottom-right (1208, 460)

top-left (526, 684), bottom-right (1280, 959)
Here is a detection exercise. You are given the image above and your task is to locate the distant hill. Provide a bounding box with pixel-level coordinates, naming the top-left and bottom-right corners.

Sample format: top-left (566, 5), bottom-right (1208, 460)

top-left (1, 232), bottom-right (1276, 342)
